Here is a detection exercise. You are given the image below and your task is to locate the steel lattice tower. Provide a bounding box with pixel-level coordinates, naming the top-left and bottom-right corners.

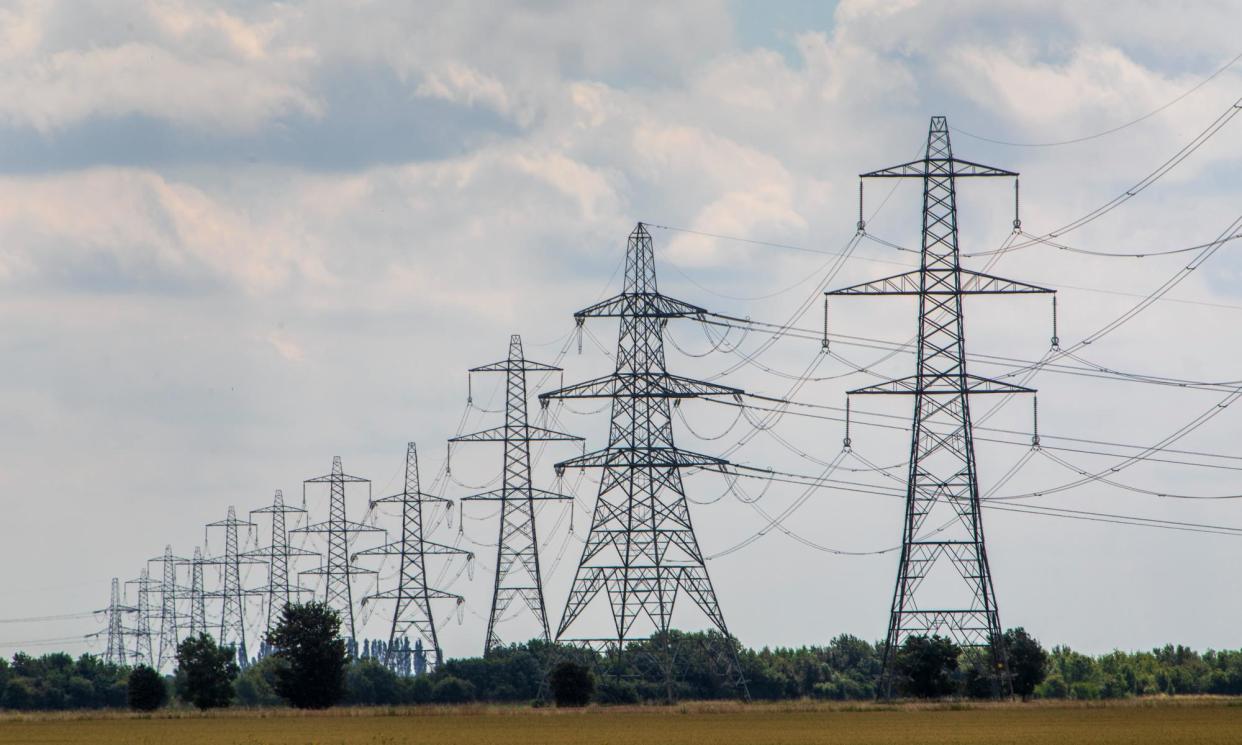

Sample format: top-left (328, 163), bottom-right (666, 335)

top-left (103, 577), bottom-right (130, 666)
top-left (149, 545), bottom-right (186, 671)
top-left (126, 570), bottom-right (157, 667)
top-left (450, 335), bottom-right (582, 653)
top-left (826, 116), bottom-right (1053, 696)
top-left (295, 457), bottom-right (383, 644)
top-left (186, 547), bottom-right (208, 638)
top-left (539, 223), bottom-right (744, 657)
top-left (247, 489), bottom-right (316, 636)
top-left (358, 443), bottom-right (470, 670)
top-left (206, 506), bottom-right (261, 665)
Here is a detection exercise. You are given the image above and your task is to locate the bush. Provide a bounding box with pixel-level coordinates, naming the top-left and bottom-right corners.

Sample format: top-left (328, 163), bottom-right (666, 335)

top-left (431, 676), bottom-right (475, 704)
top-left (400, 674), bottom-right (434, 704)
top-left (548, 661), bottom-right (594, 707)
top-left (594, 676), bottom-right (639, 705)
top-left (127, 665), bottom-right (167, 711)
top-left (344, 659), bottom-right (400, 706)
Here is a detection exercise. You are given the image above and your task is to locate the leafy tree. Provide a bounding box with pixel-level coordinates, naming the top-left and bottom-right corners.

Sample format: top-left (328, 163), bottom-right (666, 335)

top-left (432, 675), bottom-right (475, 704)
top-left (1003, 628), bottom-right (1048, 700)
top-left (265, 602), bottom-right (348, 709)
top-left (894, 635), bottom-right (960, 698)
top-left (548, 661), bottom-right (594, 707)
top-left (344, 658), bottom-right (400, 706)
top-left (175, 633), bottom-right (239, 710)
top-left (127, 665), bottom-right (167, 711)
top-left (234, 655), bottom-right (284, 707)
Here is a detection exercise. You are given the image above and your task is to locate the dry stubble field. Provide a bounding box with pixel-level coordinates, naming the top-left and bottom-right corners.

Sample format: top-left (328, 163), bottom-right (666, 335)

top-left (1, 698), bottom-right (1240, 745)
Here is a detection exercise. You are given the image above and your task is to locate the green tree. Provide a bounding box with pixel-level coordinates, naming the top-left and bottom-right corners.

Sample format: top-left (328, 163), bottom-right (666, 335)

top-left (175, 633), bottom-right (239, 710)
top-left (894, 635), bottom-right (960, 698)
top-left (432, 675), bottom-right (475, 704)
top-left (265, 602), bottom-right (348, 709)
top-left (126, 665), bottom-right (167, 711)
top-left (234, 655), bottom-right (285, 707)
top-left (1003, 628), bottom-right (1048, 700)
top-left (548, 661), bottom-right (594, 707)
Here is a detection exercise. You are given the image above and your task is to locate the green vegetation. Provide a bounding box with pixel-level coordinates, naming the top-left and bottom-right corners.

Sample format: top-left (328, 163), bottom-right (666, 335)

top-left (174, 634), bottom-right (238, 710)
top-left (6, 628), bottom-right (1242, 712)
top-left (125, 665), bottom-right (166, 711)
top-left (548, 661), bottom-right (594, 707)
top-left (265, 601), bottom-right (349, 709)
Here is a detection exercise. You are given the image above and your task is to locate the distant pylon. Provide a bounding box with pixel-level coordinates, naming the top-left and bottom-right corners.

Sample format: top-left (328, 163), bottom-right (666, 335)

top-left (205, 505), bottom-right (262, 665)
top-left (247, 489), bottom-right (316, 636)
top-left (450, 335), bottom-right (581, 653)
top-left (358, 443), bottom-right (471, 671)
top-left (294, 457), bottom-right (384, 643)
top-left (148, 545), bottom-right (186, 671)
top-left (186, 547), bottom-right (208, 638)
top-left (125, 570), bottom-right (157, 667)
top-left (825, 116), bottom-right (1054, 697)
top-left (102, 577), bottom-right (131, 666)
top-left (539, 223), bottom-right (745, 671)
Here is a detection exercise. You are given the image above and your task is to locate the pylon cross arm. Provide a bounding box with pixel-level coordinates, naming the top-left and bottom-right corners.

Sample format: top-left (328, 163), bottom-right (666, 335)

top-left (574, 291), bottom-right (707, 319)
top-left (861, 158), bottom-right (1017, 179)
top-left (540, 372), bottom-right (741, 401)
top-left (826, 268), bottom-right (1052, 296)
top-left (848, 374), bottom-right (1035, 395)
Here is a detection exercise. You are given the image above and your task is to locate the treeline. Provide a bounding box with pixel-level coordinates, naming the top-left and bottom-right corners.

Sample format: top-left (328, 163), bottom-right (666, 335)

top-left (6, 628), bottom-right (1242, 710)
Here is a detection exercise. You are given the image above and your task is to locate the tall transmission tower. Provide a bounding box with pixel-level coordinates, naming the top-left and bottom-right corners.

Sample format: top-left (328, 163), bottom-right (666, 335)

top-left (825, 116), bottom-right (1054, 696)
top-left (539, 223), bottom-right (745, 678)
top-left (205, 506), bottom-right (262, 665)
top-left (185, 547), bottom-right (208, 638)
top-left (125, 570), bottom-right (157, 667)
top-left (358, 442), bottom-right (471, 671)
top-left (294, 457), bottom-right (383, 644)
top-left (148, 545), bottom-right (186, 672)
top-left (450, 335), bottom-right (581, 654)
top-left (246, 489), bottom-right (316, 637)
top-left (102, 577), bottom-right (131, 666)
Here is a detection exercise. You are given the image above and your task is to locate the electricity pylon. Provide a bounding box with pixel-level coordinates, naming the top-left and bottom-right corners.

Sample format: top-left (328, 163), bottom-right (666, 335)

top-left (357, 443), bottom-right (471, 671)
top-left (184, 547), bottom-right (208, 638)
top-left (294, 457), bottom-right (384, 644)
top-left (148, 545), bottom-right (186, 672)
top-left (450, 335), bottom-right (581, 654)
top-left (205, 506), bottom-right (263, 666)
top-left (102, 577), bottom-right (131, 666)
top-left (539, 223), bottom-right (746, 690)
top-left (825, 116), bottom-right (1054, 697)
top-left (125, 570), bottom-right (158, 667)
top-left (246, 489), bottom-right (316, 637)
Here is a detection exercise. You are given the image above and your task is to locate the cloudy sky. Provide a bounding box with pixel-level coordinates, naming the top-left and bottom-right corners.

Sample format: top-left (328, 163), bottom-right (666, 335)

top-left (2, 0), bottom-right (1242, 661)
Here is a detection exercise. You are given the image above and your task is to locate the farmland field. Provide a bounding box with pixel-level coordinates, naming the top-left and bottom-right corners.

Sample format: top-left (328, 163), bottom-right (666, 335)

top-left (2, 698), bottom-right (1240, 745)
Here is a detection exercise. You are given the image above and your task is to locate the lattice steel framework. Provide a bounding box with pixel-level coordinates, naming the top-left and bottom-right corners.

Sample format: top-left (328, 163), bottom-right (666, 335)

top-left (358, 443), bottom-right (470, 670)
top-left (205, 505), bottom-right (262, 665)
top-left (149, 545), bottom-right (186, 671)
top-left (451, 334), bottom-right (582, 653)
top-left (295, 457), bottom-right (383, 644)
top-left (247, 489), bottom-right (316, 635)
top-left (125, 570), bottom-right (157, 667)
top-left (103, 577), bottom-right (130, 666)
top-left (826, 116), bottom-right (1053, 696)
top-left (186, 547), bottom-right (208, 638)
top-left (539, 223), bottom-right (744, 657)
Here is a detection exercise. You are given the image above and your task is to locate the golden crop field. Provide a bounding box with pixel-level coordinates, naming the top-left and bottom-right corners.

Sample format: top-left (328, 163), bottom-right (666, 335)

top-left (2, 698), bottom-right (1241, 745)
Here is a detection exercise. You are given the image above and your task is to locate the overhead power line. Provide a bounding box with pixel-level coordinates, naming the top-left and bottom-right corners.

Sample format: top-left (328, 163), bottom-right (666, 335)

top-left (952, 50), bottom-right (1242, 147)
